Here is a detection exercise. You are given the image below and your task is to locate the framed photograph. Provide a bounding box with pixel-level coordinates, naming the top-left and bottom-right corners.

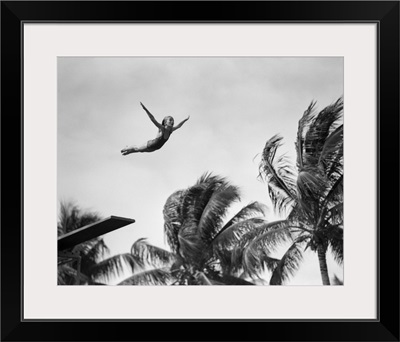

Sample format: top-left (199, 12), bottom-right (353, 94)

top-left (1, 1), bottom-right (399, 341)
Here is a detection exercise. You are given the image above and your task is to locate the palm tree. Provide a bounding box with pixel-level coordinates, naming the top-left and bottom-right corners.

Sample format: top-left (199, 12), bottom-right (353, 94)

top-left (235, 98), bottom-right (343, 285)
top-left (58, 201), bottom-right (136, 285)
top-left (120, 173), bottom-right (268, 285)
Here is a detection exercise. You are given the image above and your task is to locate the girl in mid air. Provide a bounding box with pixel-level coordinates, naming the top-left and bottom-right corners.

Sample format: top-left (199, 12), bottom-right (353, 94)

top-left (121, 103), bottom-right (190, 155)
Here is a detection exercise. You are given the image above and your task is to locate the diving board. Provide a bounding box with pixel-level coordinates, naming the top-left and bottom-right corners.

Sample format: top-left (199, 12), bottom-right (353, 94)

top-left (58, 215), bottom-right (135, 251)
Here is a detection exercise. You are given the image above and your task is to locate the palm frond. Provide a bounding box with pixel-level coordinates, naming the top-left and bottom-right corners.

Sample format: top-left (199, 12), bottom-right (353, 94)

top-left (319, 175), bottom-right (343, 222)
top-left (296, 101), bottom-right (317, 169)
top-left (118, 267), bottom-right (171, 285)
top-left (198, 184), bottom-right (241, 243)
top-left (178, 183), bottom-right (208, 230)
top-left (58, 201), bottom-right (79, 234)
top-left (328, 226), bottom-right (343, 265)
top-left (163, 190), bottom-right (185, 253)
top-left (131, 238), bottom-right (175, 268)
top-left (177, 221), bottom-right (206, 264)
top-left (71, 240), bottom-right (95, 255)
top-left (210, 207), bottom-right (268, 271)
top-left (231, 246), bottom-right (281, 275)
top-left (195, 172), bottom-right (228, 188)
top-left (319, 124), bottom-right (343, 165)
top-left (327, 203), bottom-right (343, 225)
top-left (303, 97), bottom-right (343, 167)
top-left (170, 257), bottom-right (185, 273)
top-left (259, 135), bottom-right (297, 214)
top-left (327, 152), bottom-right (344, 184)
top-left (58, 264), bottom-right (78, 285)
top-left (296, 168), bottom-right (328, 218)
top-left (259, 253), bottom-right (281, 273)
top-left (58, 262), bottom-right (91, 285)
top-left (186, 173), bottom-right (231, 228)
top-left (212, 217), bottom-right (268, 250)
top-left (297, 168), bottom-right (328, 198)
top-left (77, 238), bottom-right (109, 262)
top-left (170, 173), bottom-right (236, 263)
top-left (240, 221), bottom-right (293, 277)
top-left (325, 175), bottom-right (343, 205)
top-left (58, 201), bottom-right (102, 235)
top-left (270, 235), bottom-right (309, 285)
top-left (287, 202), bottom-right (301, 223)
top-left (223, 201), bottom-right (268, 229)
top-left (57, 224), bottom-right (65, 237)
top-left (88, 253), bottom-right (138, 283)
top-left (73, 239), bottom-right (112, 278)
top-left (240, 220), bottom-right (290, 245)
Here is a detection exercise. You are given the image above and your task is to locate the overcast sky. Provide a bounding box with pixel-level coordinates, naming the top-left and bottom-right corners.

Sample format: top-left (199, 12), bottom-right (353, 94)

top-left (58, 57), bottom-right (343, 285)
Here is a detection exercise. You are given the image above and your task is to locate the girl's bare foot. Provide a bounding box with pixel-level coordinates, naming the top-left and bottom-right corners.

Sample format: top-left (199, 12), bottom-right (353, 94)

top-left (121, 146), bottom-right (131, 155)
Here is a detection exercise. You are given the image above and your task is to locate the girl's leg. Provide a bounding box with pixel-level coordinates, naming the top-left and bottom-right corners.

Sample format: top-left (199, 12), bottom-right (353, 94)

top-left (121, 142), bottom-right (149, 155)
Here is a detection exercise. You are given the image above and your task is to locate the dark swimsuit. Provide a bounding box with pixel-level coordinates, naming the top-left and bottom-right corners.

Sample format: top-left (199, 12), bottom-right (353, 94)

top-left (146, 136), bottom-right (168, 152)
top-left (147, 129), bottom-right (172, 152)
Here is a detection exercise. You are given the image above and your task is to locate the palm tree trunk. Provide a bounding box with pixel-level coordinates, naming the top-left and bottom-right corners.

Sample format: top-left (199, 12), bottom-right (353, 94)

top-left (317, 245), bottom-right (330, 285)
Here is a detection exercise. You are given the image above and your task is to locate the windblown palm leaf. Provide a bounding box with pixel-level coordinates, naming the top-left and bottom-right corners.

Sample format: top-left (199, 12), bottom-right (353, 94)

top-left (163, 190), bottom-right (185, 254)
top-left (87, 253), bottom-right (139, 283)
top-left (73, 238), bottom-right (109, 263)
top-left (259, 135), bottom-right (297, 214)
top-left (58, 264), bottom-right (78, 285)
top-left (303, 98), bottom-right (343, 167)
top-left (212, 217), bottom-right (268, 250)
top-left (117, 238), bottom-right (179, 286)
top-left (327, 226), bottom-right (343, 264)
top-left (131, 238), bottom-right (176, 267)
top-left (319, 125), bottom-right (343, 167)
top-left (223, 201), bottom-right (267, 228)
top-left (269, 235), bottom-right (309, 285)
top-left (198, 184), bottom-right (241, 243)
top-left (296, 101), bottom-right (317, 169)
top-left (58, 201), bottom-right (102, 236)
top-left (239, 222), bottom-right (293, 276)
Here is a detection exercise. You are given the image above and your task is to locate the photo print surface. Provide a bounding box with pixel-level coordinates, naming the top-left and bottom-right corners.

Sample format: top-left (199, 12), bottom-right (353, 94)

top-left (57, 57), bottom-right (343, 286)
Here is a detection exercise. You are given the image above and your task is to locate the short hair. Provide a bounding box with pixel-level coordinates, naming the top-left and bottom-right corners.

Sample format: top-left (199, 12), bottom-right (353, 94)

top-left (162, 116), bottom-right (174, 126)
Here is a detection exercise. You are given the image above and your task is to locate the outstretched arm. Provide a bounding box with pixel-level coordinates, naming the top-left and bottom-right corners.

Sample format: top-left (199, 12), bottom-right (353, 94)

top-left (172, 116), bottom-right (190, 132)
top-left (140, 102), bottom-right (163, 129)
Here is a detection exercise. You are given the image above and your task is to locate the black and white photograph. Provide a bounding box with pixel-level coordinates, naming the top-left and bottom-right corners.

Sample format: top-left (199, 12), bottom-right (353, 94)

top-left (57, 57), bottom-right (344, 286)
top-left (2, 0), bottom-right (397, 338)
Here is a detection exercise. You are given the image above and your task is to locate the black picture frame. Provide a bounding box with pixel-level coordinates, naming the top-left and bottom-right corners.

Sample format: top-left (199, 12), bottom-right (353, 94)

top-left (1, 1), bottom-right (398, 341)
